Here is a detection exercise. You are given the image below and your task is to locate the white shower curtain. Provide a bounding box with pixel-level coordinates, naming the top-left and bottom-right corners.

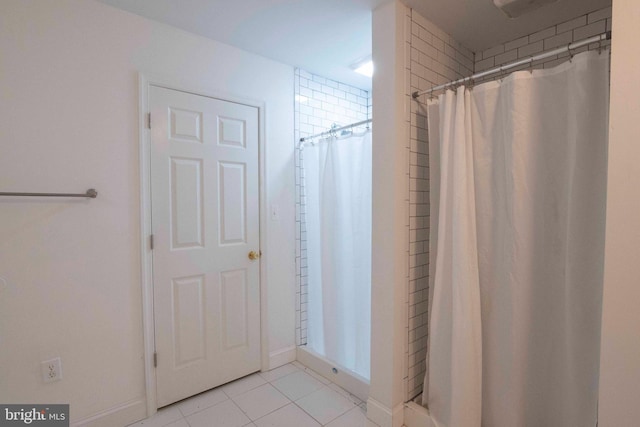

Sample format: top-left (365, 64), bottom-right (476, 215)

top-left (304, 132), bottom-right (372, 379)
top-left (425, 51), bottom-right (609, 427)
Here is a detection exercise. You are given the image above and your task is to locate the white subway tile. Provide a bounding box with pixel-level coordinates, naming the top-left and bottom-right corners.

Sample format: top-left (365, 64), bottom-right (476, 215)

top-left (445, 43), bottom-right (458, 59)
top-left (482, 44), bottom-right (505, 59)
top-left (299, 87), bottom-right (312, 97)
top-left (347, 86), bottom-right (359, 97)
top-left (494, 48), bottom-right (518, 65)
top-left (411, 19), bottom-right (421, 37)
top-left (557, 15), bottom-right (587, 33)
top-left (338, 83), bottom-right (351, 92)
top-left (505, 35), bottom-right (529, 51)
top-left (573, 20), bottom-right (606, 41)
top-left (518, 40), bottom-right (543, 58)
top-left (475, 56), bottom-right (495, 71)
top-left (588, 7), bottom-right (612, 24)
top-left (544, 30), bottom-right (573, 50)
top-left (311, 74), bottom-right (326, 84)
top-left (308, 80), bottom-right (321, 91)
top-left (331, 90), bottom-right (345, 101)
top-left (419, 27), bottom-right (432, 45)
top-left (312, 91), bottom-right (326, 101)
top-left (529, 26), bottom-right (556, 43)
top-left (431, 36), bottom-right (445, 52)
top-left (299, 69), bottom-right (313, 80)
top-left (326, 79), bottom-right (339, 89)
top-left (456, 50), bottom-right (474, 72)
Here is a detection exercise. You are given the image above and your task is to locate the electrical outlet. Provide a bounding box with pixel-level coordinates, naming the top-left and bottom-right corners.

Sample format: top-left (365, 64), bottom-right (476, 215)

top-left (41, 358), bottom-right (62, 383)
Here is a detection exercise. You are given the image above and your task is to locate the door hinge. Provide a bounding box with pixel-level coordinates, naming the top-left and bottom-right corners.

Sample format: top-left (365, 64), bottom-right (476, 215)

top-left (153, 352), bottom-right (157, 367)
top-left (150, 234), bottom-right (154, 250)
top-left (147, 112), bottom-right (151, 129)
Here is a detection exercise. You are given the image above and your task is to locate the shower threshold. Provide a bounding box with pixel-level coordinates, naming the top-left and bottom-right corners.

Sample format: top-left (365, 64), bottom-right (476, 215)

top-left (296, 346), bottom-right (369, 402)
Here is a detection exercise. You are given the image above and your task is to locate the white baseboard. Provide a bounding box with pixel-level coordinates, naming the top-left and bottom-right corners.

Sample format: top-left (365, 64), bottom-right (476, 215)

top-left (403, 402), bottom-right (435, 427)
top-left (366, 397), bottom-right (404, 427)
top-left (366, 397), bottom-right (391, 427)
top-left (267, 345), bottom-right (296, 370)
top-left (72, 398), bottom-right (146, 427)
top-left (392, 402), bottom-right (404, 427)
top-left (296, 346), bottom-right (370, 402)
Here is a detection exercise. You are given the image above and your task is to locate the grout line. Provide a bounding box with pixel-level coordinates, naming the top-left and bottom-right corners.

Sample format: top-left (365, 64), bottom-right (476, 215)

top-left (146, 363), bottom-right (360, 427)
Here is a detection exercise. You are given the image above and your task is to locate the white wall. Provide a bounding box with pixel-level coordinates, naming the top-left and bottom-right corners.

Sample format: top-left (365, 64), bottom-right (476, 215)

top-left (0, 0), bottom-right (295, 424)
top-left (598, 0), bottom-right (640, 425)
top-left (369, 2), bottom-right (409, 426)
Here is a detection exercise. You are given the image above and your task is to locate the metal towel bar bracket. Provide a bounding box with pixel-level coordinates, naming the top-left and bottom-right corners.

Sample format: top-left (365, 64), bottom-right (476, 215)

top-left (0, 189), bottom-right (98, 198)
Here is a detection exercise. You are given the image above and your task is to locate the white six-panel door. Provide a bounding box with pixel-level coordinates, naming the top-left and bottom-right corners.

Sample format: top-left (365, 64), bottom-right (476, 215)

top-left (149, 86), bottom-right (261, 407)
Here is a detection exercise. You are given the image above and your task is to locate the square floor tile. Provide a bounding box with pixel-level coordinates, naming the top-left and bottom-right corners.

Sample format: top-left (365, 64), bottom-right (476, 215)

top-left (291, 361), bottom-right (306, 370)
top-left (232, 383), bottom-right (291, 421)
top-left (221, 373), bottom-right (267, 397)
top-left (177, 387), bottom-right (228, 416)
top-left (292, 362), bottom-right (332, 385)
top-left (271, 371), bottom-right (325, 401)
top-left (295, 386), bottom-right (355, 425)
top-left (127, 406), bottom-right (182, 427)
top-left (324, 406), bottom-right (368, 427)
top-left (253, 403), bottom-right (321, 427)
top-left (164, 420), bottom-right (189, 427)
top-left (328, 383), bottom-right (363, 405)
top-left (259, 363), bottom-right (300, 382)
top-left (186, 400), bottom-right (250, 427)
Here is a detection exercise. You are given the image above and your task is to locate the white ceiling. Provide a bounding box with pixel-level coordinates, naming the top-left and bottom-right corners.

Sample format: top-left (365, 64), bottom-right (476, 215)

top-left (97, 0), bottom-right (611, 90)
top-left (97, 0), bottom-right (386, 90)
top-left (405, 0), bottom-right (611, 53)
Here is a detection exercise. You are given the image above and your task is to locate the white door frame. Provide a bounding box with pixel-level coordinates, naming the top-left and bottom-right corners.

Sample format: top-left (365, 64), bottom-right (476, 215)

top-left (138, 73), bottom-right (270, 417)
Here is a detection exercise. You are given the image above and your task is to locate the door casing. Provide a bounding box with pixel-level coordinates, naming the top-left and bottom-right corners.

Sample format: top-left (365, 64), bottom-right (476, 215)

top-left (138, 73), bottom-right (270, 417)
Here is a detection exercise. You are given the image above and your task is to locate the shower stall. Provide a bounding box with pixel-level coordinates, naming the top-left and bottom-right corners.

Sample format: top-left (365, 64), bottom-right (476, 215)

top-left (295, 69), bottom-right (372, 401)
top-left (396, 3), bottom-right (613, 427)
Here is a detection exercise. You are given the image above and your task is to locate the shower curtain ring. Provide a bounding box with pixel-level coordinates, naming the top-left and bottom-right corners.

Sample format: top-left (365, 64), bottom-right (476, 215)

top-left (568, 43), bottom-right (576, 62)
top-left (330, 123), bottom-right (338, 139)
top-left (498, 65), bottom-right (506, 82)
top-left (428, 82), bottom-right (437, 100)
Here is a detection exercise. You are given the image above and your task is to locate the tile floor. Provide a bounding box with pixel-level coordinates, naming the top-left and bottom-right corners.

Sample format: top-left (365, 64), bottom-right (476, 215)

top-left (128, 361), bottom-right (371, 427)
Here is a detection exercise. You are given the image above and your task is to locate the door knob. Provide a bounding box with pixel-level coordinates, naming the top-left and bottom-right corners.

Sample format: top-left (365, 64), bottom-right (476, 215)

top-left (248, 250), bottom-right (261, 260)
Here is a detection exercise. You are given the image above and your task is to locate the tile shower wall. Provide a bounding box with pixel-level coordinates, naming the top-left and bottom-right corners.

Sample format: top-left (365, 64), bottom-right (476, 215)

top-left (294, 69), bottom-right (371, 346)
top-left (475, 7), bottom-right (612, 81)
top-left (405, 8), bottom-right (474, 401)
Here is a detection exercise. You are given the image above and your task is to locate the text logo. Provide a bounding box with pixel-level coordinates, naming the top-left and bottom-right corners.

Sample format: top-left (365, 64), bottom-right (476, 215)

top-left (1, 405), bottom-right (68, 426)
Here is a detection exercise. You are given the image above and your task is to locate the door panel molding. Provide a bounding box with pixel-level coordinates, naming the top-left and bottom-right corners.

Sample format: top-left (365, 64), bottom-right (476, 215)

top-left (138, 73), bottom-right (269, 418)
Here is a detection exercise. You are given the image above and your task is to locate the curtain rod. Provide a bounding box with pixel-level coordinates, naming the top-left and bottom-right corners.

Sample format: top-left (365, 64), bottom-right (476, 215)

top-left (299, 118), bottom-right (372, 146)
top-left (412, 31), bottom-right (611, 99)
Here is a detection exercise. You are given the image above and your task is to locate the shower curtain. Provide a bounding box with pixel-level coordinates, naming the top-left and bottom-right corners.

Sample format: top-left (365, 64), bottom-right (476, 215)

top-left (304, 131), bottom-right (372, 379)
top-left (425, 51), bottom-right (609, 427)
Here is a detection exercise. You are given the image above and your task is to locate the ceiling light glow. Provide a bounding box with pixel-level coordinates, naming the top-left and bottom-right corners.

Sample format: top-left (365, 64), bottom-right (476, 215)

top-left (354, 60), bottom-right (374, 77)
